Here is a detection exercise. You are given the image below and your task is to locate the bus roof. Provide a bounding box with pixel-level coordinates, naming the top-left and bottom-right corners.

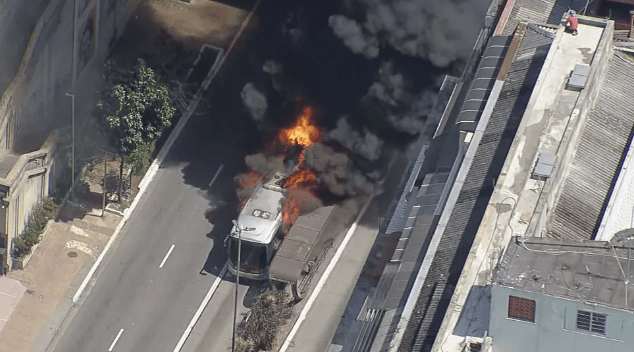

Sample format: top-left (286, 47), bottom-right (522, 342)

top-left (232, 174), bottom-right (286, 244)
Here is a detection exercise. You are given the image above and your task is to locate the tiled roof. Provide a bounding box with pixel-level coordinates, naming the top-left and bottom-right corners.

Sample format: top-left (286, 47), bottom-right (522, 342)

top-left (398, 25), bottom-right (553, 352)
top-left (547, 51), bottom-right (634, 241)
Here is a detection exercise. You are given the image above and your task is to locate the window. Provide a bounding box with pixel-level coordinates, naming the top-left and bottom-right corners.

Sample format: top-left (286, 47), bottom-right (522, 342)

top-left (228, 238), bottom-right (268, 273)
top-left (576, 310), bottom-right (606, 335)
top-left (508, 296), bottom-right (536, 322)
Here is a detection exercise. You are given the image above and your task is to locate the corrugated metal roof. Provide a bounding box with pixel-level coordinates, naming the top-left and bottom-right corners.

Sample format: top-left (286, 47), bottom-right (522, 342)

top-left (455, 35), bottom-right (512, 126)
top-left (547, 52), bottom-right (634, 241)
top-left (501, 0), bottom-right (589, 35)
top-left (398, 26), bottom-right (553, 352)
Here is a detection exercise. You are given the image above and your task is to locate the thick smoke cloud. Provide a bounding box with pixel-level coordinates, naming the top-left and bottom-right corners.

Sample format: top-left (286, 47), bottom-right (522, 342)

top-left (245, 153), bottom-right (289, 175)
top-left (328, 117), bottom-right (384, 161)
top-left (329, 0), bottom-right (489, 67)
top-left (361, 61), bottom-right (438, 134)
top-left (303, 143), bottom-right (376, 197)
top-left (328, 15), bottom-right (379, 59)
top-left (241, 83), bottom-right (268, 122)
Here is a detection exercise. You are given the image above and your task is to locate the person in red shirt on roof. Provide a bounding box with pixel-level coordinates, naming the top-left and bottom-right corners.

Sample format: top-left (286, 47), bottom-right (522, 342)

top-left (566, 10), bottom-right (579, 36)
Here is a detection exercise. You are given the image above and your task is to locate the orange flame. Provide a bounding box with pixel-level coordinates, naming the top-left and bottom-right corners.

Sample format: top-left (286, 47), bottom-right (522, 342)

top-left (282, 193), bottom-right (302, 234)
top-left (284, 168), bottom-right (317, 189)
top-left (277, 107), bottom-right (323, 147)
top-left (281, 187), bottom-right (319, 234)
top-left (237, 105), bottom-right (323, 233)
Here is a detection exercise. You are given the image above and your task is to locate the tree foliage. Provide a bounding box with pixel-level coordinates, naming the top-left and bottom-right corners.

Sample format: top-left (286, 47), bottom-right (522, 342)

top-left (97, 58), bottom-right (176, 156)
top-left (14, 197), bottom-right (59, 259)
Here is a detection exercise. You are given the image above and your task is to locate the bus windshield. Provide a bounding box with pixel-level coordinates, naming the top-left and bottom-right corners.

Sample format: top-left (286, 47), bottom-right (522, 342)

top-left (228, 238), bottom-right (268, 272)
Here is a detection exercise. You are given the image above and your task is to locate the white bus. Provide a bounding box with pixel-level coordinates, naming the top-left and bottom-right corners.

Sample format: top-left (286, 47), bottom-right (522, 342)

top-left (227, 173), bottom-right (286, 280)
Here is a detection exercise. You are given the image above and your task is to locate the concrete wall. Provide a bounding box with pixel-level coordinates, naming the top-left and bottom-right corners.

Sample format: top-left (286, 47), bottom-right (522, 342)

top-left (0, 0), bottom-right (54, 99)
top-left (490, 286), bottom-right (634, 352)
top-left (0, 0), bottom-right (143, 153)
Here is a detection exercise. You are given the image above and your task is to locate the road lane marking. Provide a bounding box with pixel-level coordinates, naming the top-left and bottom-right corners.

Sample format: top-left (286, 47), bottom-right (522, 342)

top-left (173, 263), bottom-right (227, 352)
top-left (279, 198), bottom-right (373, 352)
top-left (159, 245), bottom-right (176, 268)
top-left (108, 329), bottom-right (124, 351)
top-left (208, 164), bottom-right (224, 187)
top-left (0, 291), bottom-right (15, 297)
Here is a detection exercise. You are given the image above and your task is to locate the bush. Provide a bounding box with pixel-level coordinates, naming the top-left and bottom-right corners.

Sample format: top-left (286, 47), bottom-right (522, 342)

top-left (127, 141), bottom-right (156, 176)
top-left (240, 290), bottom-right (294, 351)
top-left (235, 338), bottom-right (255, 352)
top-left (13, 197), bottom-right (59, 259)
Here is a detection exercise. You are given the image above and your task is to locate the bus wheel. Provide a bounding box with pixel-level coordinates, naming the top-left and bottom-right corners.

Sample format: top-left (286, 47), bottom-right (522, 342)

top-left (291, 282), bottom-right (304, 301)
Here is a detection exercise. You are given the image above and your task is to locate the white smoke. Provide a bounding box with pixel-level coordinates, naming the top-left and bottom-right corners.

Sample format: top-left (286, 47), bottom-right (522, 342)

top-left (241, 83), bottom-right (268, 122)
top-left (329, 0), bottom-right (490, 67)
top-left (303, 143), bottom-right (376, 197)
top-left (328, 117), bottom-right (384, 161)
top-left (245, 153), bottom-right (288, 175)
top-left (362, 61), bottom-right (438, 134)
top-left (328, 15), bottom-right (379, 59)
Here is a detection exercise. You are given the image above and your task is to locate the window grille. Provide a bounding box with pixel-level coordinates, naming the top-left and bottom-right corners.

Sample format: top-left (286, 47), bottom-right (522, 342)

top-left (576, 310), bottom-right (606, 335)
top-left (508, 296), bottom-right (535, 322)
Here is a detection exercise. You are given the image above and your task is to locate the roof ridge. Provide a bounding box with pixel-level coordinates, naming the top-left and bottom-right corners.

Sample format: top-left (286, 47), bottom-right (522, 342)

top-left (614, 49), bottom-right (634, 65)
top-left (526, 22), bottom-right (558, 39)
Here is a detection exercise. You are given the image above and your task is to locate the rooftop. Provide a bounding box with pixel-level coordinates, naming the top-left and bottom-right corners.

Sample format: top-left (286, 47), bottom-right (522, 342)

top-left (342, 2), bottom-right (634, 351)
top-left (234, 174), bottom-right (286, 244)
top-left (494, 236), bottom-right (634, 311)
top-left (431, 14), bottom-right (634, 352)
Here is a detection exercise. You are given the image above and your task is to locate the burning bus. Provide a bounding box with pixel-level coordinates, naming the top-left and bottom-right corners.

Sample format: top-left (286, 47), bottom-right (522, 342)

top-left (227, 173), bottom-right (287, 280)
top-left (227, 171), bottom-right (337, 301)
top-left (227, 105), bottom-right (339, 299)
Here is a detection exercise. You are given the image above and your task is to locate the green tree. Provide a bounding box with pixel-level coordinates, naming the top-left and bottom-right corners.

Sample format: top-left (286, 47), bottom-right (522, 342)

top-left (97, 58), bottom-right (176, 201)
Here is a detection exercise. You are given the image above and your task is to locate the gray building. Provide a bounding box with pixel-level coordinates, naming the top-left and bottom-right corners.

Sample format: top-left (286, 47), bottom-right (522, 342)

top-left (490, 236), bottom-right (634, 352)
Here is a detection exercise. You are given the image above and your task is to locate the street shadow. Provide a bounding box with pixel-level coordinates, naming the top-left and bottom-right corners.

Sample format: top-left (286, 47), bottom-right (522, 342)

top-left (242, 280), bottom-right (270, 308)
top-left (56, 181), bottom-right (103, 222)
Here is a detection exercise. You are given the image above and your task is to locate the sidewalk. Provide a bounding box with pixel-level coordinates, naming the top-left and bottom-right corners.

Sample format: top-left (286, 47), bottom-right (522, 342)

top-left (0, 198), bottom-right (122, 352)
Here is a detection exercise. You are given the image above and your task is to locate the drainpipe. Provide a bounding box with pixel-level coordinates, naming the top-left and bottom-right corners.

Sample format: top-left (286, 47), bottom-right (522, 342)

top-left (630, 10), bottom-right (634, 39)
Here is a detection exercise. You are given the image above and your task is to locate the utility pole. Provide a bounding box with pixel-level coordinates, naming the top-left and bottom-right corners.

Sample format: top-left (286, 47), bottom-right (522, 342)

top-left (231, 220), bottom-right (242, 352)
top-left (67, 0), bottom-right (78, 201)
top-left (65, 93), bottom-right (75, 201)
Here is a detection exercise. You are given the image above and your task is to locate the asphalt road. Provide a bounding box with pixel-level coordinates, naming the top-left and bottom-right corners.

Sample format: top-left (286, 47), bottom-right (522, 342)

top-left (50, 7), bottom-right (265, 351)
top-left (50, 96), bottom-right (260, 352)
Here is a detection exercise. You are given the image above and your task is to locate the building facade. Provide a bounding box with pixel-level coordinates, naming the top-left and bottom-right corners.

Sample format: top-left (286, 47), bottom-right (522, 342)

top-left (489, 237), bottom-right (634, 352)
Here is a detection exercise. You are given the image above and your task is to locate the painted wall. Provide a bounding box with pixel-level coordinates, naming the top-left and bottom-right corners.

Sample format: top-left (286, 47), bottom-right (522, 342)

top-left (489, 286), bottom-right (634, 352)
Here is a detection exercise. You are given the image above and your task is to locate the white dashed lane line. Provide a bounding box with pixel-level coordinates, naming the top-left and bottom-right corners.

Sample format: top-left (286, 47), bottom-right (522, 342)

top-left (208, 164), bottom-right (224, 187)
top-left (108, 329), bottom-right (124, 351)
top-left (159, 245), bottom-right (176, 268)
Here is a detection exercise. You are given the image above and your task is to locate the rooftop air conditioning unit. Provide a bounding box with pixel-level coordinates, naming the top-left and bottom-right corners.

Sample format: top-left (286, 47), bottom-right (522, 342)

top-left (566, 63), bottom-right (590, 91)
